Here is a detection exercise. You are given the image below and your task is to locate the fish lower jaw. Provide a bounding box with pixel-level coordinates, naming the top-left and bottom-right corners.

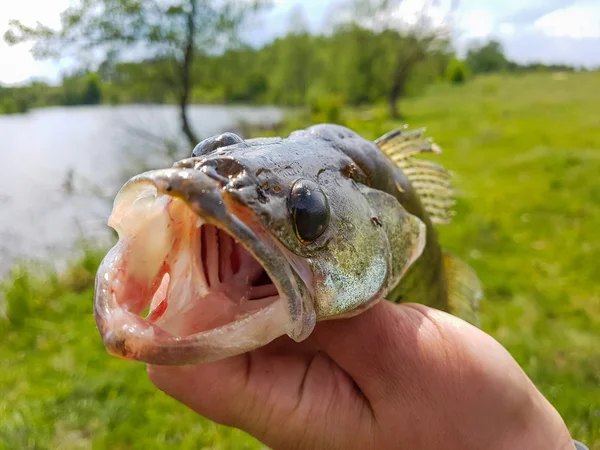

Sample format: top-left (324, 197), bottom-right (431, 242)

top-left (94, 188), bottom-right (294, 365)
top-left (97, 293), bottom-right (289, 365)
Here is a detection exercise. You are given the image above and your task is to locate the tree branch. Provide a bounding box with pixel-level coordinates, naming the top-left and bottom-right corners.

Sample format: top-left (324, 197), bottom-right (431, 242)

top-left (179, 0), bottom-right (199, 148)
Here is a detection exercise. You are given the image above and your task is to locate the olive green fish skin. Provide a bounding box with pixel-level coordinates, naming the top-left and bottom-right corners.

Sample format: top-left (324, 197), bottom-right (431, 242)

top-left (178, 124), bottom-right (448, 318)
top-left (306, 124), bottom-right (448, 312)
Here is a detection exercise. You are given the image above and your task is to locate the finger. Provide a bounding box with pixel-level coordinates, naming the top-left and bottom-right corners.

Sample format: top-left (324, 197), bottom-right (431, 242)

top-left (147, 354), bottom-right (249, 426)
top-left (147, 336), bottom-right (321, 428)
top-left (312, 300), bottom-right (464, 404)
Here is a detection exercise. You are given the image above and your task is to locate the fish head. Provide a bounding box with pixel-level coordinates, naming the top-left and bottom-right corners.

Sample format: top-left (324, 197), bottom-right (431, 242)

top-left (94, 126), bottom-right (426, 365)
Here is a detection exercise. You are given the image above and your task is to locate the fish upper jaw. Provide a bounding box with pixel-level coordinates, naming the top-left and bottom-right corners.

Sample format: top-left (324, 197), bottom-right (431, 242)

top-left (94, 168), bottom-right (316, 365)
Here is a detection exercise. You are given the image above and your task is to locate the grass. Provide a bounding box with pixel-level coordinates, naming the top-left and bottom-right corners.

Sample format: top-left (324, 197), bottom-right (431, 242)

top-left (2, 72), bottom-right (599, 448)
top-left (0, 247), bottom-right (263, 449)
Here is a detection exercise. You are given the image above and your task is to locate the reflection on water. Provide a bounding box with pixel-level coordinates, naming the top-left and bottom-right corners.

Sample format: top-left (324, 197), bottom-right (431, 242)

top-left (0, 104), bottom-right (283, 275)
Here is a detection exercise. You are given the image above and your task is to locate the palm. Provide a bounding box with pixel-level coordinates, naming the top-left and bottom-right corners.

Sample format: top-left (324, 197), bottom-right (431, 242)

top-left (148, 302), bottom-right (572, 450)
top-left (150, 331), bottom-right (371, 448)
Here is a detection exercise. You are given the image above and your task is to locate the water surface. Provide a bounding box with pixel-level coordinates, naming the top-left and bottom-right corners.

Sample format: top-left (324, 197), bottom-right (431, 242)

top-left (0, 104), bottom-right (283, 275)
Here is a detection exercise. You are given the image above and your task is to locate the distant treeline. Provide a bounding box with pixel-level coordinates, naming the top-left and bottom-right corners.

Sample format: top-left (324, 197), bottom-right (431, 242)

top-left (0, 31), bottom-right (589, 115)
top-left (0, 73), bottom-right (102, 114)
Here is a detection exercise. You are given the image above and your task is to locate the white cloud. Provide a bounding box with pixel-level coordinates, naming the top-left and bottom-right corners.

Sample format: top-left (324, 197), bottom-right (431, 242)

top-left (0, 0), bottom-right (72, 85)
top-left (534, 2), bottom-right (600, 39)
top-left (0, 0), bottom-right (70, 29)
top-left (390, 0), bottom-right (454, 28)
top-left (459, 10), bottom-right (495, 38)
top-left (498, 23), bottom-right (516, 36)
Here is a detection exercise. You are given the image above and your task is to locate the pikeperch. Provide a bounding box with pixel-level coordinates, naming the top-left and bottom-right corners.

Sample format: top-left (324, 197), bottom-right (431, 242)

top-left (94, 124), bottom-right (482, 365)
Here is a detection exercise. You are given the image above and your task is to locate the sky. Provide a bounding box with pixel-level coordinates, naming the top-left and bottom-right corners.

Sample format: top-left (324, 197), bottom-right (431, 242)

top-left (1, 0), bottom-right (599, 85)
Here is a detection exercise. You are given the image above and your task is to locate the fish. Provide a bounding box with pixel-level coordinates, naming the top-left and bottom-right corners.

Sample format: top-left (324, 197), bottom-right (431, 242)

top-left (94, 124), bottom-right (482, 365)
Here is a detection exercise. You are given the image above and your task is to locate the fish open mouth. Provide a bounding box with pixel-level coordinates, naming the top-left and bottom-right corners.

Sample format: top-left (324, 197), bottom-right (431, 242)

top-left (94, 168), bottom-right (315, 365)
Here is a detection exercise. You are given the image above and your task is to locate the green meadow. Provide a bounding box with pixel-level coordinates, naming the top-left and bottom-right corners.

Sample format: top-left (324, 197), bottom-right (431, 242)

top-left (1, 72), bottom-right (599, 449)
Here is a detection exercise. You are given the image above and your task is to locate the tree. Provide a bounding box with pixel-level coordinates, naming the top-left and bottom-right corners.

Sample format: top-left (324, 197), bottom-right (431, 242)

top-left (324, 24), bottom-right (382, 105)
top-left (446, 58), bottom-right (469, 84)
top-left (466, 40), bottom-right (508, 74)
top-left (4, 0), bottom-right (267, 148)
top-left (83, 73), bottom-right (102, 105)
top-left (351, 0), bottom-right (451, 119)
top-left (62, 72), bottom-right (88, 106)
top-left (267, 6), bottom-right (315, 106)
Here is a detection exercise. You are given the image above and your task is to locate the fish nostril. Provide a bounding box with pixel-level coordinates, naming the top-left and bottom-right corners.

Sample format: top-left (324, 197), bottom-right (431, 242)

top-left (172, 157), bottom-right (196, 169)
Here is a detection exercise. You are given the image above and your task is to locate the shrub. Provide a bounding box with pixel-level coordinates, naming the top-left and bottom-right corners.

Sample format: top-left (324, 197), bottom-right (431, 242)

top-left (447, 59), bottom-right (469, 85)
top-left (2, 266), bottom-right (33, 325)
top-left (308, 94), bottom-right (344, 124)
top-left (1, 98), bottom-right (17, 114)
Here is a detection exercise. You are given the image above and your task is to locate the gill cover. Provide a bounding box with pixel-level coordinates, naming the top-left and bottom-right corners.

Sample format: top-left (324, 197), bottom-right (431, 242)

top-left (361, 187), bottom-right (427, 290)
top-left (311, 185), bottom-right (426, 319)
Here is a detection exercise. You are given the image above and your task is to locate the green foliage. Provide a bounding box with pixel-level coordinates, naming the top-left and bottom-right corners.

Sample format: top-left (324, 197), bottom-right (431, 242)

top-left (446, 58), bottom-right (469, 85)
top-left (3, 4), bottom-right (453, 115)
top-left (508, 61), bottom-right (577, 73)
top-left (83, 73), bottom-right (102, 105)
top-left (0, 97), bottom-right (18, 114)
top-left (308, 93), bottom-right (345, 124)
top-left (0, 88), bottom-right (30, 114)
top-left (321, 25), bottom-right (385, 105)
top-left (106, 60), bottom-right (177, 104)
top-left (210, 48), bottom-right (269, 104)
top-left (268, 32), bottom-right (315, 105)
top-left (466, 39), bottom-right (509, 74)
top-left (62, 243), bottom-right (107, 293)
top-left (2, 266), bottom-right (33, 325)
top-left (3, 19), bottom-right (580, 116)
top-left (0, 73), bottom-right (104, 113)
top-left (62, 71), bottom-right (104, 106)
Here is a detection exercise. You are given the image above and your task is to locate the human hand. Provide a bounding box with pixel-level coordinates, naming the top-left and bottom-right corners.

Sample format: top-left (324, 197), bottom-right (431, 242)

top-left (148, 301), bottom-right (573, 449)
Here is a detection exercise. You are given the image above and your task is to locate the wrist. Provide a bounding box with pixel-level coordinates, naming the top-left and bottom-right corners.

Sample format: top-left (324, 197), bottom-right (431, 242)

top-left (502, 387), bottom-right (573, 450)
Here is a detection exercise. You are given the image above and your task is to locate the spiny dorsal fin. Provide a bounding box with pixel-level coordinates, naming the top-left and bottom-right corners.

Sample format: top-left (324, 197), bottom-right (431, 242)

top-left (375, 126), bottom-right (454, 225)
top-left (376, 126), bottom-right (442, 159)
top-left (442, 250), bottom-right (483, 326)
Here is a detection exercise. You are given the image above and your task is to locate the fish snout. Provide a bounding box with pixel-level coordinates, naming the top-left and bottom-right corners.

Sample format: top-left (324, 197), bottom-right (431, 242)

top-left (95, 166), bottom-right (317, 365)
top-left (121, 168), bottom-right (231, 222)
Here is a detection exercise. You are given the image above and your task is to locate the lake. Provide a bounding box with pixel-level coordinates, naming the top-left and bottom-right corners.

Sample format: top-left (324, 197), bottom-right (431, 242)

top-left (0, 104), bottom-right (283, 276)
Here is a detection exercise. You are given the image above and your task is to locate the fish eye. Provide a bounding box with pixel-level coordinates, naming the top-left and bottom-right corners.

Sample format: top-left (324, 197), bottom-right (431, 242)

top-left (289, 179), bottom-right (330, 245)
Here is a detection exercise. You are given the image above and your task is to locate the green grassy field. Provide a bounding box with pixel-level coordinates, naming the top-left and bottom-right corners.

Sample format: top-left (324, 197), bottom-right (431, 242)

top-left (2, 72), bottom-right (599, 449)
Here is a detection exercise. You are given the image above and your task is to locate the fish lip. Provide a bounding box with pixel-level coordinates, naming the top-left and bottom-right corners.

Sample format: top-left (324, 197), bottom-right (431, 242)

top-left (93, 168), bottom-right (316, 365)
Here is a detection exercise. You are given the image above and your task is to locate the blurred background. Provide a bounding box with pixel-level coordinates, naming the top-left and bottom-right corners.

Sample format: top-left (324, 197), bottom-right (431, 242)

top-left (0, 0), bottom-right (599, 448)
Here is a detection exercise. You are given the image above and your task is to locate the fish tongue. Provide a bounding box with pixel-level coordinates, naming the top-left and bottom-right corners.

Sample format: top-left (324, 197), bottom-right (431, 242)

top-left (163, 292), bottom-right (242, 337)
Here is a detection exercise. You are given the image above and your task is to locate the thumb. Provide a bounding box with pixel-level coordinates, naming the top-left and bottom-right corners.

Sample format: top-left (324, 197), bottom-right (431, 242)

top-left (147, 355), bottom-right (250, 427)
top-left (312, 300), bottom-right (475, 405)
